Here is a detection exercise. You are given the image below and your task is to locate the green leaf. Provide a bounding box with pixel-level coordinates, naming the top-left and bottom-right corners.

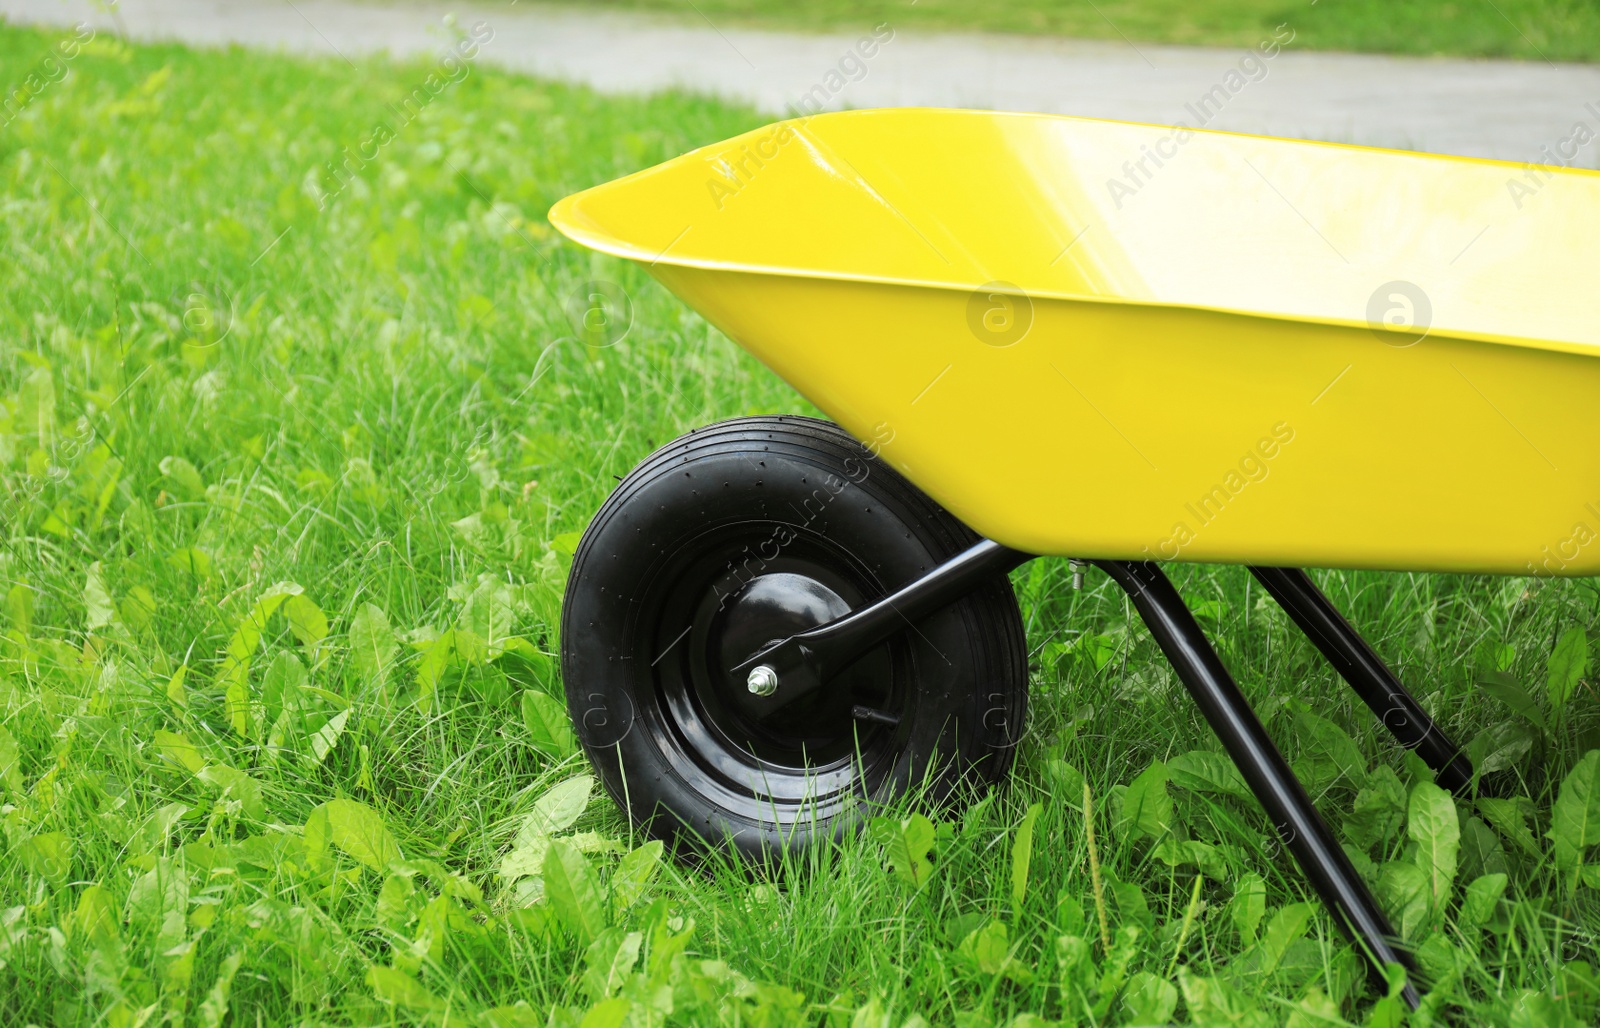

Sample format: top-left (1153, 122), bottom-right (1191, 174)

top-left (218, 582), bottom-right (304, 737)
top-left (5, 583), bottom-right (33, 636)
top-left (71, 883), bottom-right (119, 944)
top-left (1476, 671), bottom-right (1546, 730)
top-left (375, 875), bottom-right (417, 933)
top-left (1168, 749), bottom-right (1250, 801)
top-left (1460, 815), bottom-right (1509, 881)
top-left (306, 709), bottom-right (350, 766)
top-left (869, 813), bottom-right (937, 889)
top-left (1231, 874), bottom-right (1267, 945)
top-left (83, 561), bottom-right (117, 631)
top-left (1122, 971), bottom-right (1179, 1025)
top-left (133, 802), bottom-right (193, 855)
top-left (1376, 861), bottom-right (1430, 940)
top-left (224, 677), bottom-right (251, 739)
top-left (159, 455), bottom-right (205, 500)
top-left (1065, 631), bottom-right (1121, 672)
top-left (1153, 838), bottom-right (1227, 881)
top-left (1458, 873), bottom-right (1507, 935)
top-left (154, 729), bottom-right (206, 774)
top-left (0, 726), bottom-right (21, 794)
top-left (367, 965), bottom-right (445, 1013)
top-left (414, 628), bottom-right (461, 711)
top-left (1180, 968), bottom-right (1270, 1028)
top-left (1507, 989), bottom-right (1584, 1028)
top-left (1260, 902), bottom-right (1312, 973)
top-left (167, 548), bottom-right (213, 579)
top-left (283, 593), bottom-right (328, 660)
top-left (581, 927), bottom-right (643, 1001)
top-left (349, 602), bottom-right (398, 688)
top-left (1292, 710), bottom-right (1367, 792)
top-left (196, 951), bottom-right (244, 1028)
top-left (1478, 796), bottom-right (1541, 856)
top-left (956, 919), bottom-right (1031, 983)
top-left (1044, 759), bottom-right (1085, 809)
top-left (1104, 872), bottom-right (1152, 931)
top-left (1011, 803), bottom-right (1041, 914)
top-left (551, 531), bottom-right (583, 565)
top-left (1551, 750), bottom-right (1600, 873)
top-left (610, 840), bottom-right (663, 918)
top-left (1345, 765), bottom-right (1407, 852)
top-left (306, 798), bottom-right (401, 871)
top-left (122, 586), bottom-right (156, 631)
top-left (165, 665), bottom-right (190, 708)
top-left (522, 689), bottom-right (577, 759)
top-left (127, 856), bottom-right (189, 932)
top-left (1474, 640), bottom-right (1516, 673)
top-left (1285, 987), bottom-right (1345, 1028)
top-left (18, 832), bottom-right (73, 890)
top-left (1115, 762), bottom-right (1171, 843)
top-left (461, 574), bottom-right (517, 656)
top-left (1549, 627), bottom-right (1589, 712)
top-left (545, 839), bottom-right (607, 944)
top-left (260, 651), bottom-right (306, 721)
top-left (196, 764), bottom-right (265, 820)
top-left (498, 775), bottom-right (595, 884)
top-left (1407, 780), bottom-right (1460, 907)
top-left (1468, 720), bottom-right (1535, 775)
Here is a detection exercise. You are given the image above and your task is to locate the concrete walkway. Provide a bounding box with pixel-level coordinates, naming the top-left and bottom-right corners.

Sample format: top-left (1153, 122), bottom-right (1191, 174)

top-left (7, 0), bottom-right (1600, 163)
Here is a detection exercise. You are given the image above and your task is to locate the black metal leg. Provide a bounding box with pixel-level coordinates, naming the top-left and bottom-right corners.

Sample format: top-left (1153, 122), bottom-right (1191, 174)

top-left (1249, 566), bottom-right (1474, 796)
top-left (1096, 560), bottom-right (1421, 1008)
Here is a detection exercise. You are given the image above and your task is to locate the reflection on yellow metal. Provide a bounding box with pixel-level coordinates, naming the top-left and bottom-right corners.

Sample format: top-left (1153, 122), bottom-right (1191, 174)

top-left (551, 109), bottom-right (1600, 576)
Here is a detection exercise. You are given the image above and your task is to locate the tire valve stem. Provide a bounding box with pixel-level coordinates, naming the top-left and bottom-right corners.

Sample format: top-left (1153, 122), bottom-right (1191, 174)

top-left (1070, 558), bottom-right (1086, 590)
top-left (746, 665), bottom-right (780, 697)
top-left (851, 705), bottom-right (901, 727)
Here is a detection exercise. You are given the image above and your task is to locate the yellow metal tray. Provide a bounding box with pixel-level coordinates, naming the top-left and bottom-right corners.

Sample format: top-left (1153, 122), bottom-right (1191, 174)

top-left (550, 108), bottom-right (1600, 576)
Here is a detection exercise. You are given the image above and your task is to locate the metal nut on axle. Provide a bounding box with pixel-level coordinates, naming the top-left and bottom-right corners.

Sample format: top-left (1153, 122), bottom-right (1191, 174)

top-left (746, 665), bottom-right (779, 697)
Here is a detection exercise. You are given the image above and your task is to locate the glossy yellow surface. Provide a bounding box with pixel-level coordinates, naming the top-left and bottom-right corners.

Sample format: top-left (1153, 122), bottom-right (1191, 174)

top-left (551, 109), bottom-right (1600, 576)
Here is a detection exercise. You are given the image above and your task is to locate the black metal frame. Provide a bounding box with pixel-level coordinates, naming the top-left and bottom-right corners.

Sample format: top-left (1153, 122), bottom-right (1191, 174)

top-left (1248, 566), bottom-right (1474, 795)
top-left (726, 540), bottom-right (1476, 1006)
top-left (729, 539), bottom-right (1032, 714)
top-left (1096, 560), bottom-right (1422, 1006)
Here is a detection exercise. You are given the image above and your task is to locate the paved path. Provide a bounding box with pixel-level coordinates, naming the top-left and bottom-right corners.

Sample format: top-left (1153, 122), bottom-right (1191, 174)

top-left (8, 0), bottom-right (1600, 163)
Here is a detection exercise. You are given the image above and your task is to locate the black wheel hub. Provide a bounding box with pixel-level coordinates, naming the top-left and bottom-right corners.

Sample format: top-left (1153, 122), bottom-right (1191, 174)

top-left (650, 530), bottom-right (908, 783)
top-left (715, 572), bottom-right (848, 724)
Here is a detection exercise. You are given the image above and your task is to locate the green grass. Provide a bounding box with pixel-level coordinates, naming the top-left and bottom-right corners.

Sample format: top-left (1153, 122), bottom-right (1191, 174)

top-left (540, 0), bottom-right (1600, 62)
top-left (2, 19), bottom-right (1600, 1026)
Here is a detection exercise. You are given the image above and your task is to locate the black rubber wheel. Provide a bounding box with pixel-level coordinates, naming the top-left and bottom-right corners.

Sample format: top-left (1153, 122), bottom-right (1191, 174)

top-left (560, 416), bottom-right (1027, 859)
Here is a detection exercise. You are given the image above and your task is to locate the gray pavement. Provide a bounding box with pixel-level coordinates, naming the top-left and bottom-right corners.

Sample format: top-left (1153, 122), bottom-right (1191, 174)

top-left (7, 0), bottom-right (1600, 163)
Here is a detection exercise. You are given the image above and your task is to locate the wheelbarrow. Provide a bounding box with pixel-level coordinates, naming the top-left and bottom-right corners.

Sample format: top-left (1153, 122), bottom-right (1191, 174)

top-left (548, 108), bottom-right (1600, 1005)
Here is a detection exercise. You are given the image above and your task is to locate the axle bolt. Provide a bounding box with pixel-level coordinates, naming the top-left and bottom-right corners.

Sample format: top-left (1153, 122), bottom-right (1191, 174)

top-left (746, 665), bottom-right (779, 697)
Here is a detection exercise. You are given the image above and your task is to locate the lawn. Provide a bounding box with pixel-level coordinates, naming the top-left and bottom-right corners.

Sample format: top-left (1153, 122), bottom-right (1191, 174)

top-left (2, 18), bottom-right (1599, 1026)
top-left (554, 0), bottom-right (1600, 62)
